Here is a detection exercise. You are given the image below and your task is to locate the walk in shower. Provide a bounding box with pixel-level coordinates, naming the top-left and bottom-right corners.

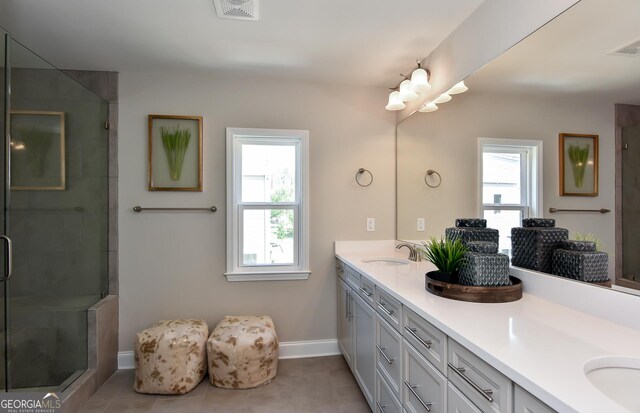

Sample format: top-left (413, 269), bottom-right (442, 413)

top-left (1, 30), bottom-right (109, 391)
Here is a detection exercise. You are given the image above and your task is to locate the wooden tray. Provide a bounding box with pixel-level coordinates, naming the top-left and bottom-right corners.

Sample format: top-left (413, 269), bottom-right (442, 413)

top-left (425, 274), bottom-right (522, 303)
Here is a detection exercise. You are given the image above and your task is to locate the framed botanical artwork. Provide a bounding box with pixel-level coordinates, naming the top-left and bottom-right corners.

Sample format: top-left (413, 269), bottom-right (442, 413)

top-left (10, 110), bottom-right (66, 190)
top-left (148, 114), bottom-right (203, 191)
top-left (559, 133), bottom-right (598, 196)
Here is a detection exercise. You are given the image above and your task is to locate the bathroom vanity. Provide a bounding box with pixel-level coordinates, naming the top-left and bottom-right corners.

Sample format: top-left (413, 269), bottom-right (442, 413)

top-left (335, 241), bottom-right (640, 413)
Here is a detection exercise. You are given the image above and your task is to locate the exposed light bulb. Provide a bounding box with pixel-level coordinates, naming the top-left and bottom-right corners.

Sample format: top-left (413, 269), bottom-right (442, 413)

top-left (385, 91), bottom-right (406, 111)
top-left (433, 93), bottom-right (452, 104)
top-left (418, 102), bottom-right (438, 113)
top-left (447, 81), bottom-right (468, 95)
top-left (398, 79), bottom-right (418, 101)
top-left (410, 68), bottom-right (431, 93)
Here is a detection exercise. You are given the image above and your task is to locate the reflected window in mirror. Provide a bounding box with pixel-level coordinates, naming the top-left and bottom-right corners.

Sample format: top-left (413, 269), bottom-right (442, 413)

top-left (479, 138), bottom-right (543, 256)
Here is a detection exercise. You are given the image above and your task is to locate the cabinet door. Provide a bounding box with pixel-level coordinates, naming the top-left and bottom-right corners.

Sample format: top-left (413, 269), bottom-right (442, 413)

top-left (338, 279), bottom-right (354, 367)
top-left (354, 292), bottom-right (376, 410)
top-left (514, 385), bottom-right (556, 413)
top-left (448, 382), bottom-right (482, 413)
top-left (377, 370), bottom-right (403, 413)
top-left (376, 314), bottom-right (402, 400)
top-left (403, 340), bottom-right (447, 413)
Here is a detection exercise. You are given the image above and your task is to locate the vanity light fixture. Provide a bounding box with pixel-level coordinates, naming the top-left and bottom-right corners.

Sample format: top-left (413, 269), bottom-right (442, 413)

top-left (418, 101), bottom-right (438, 113)
top-left (385, 59), bottom-right (431, 110)
top-left (433, 93), bottom-right (452, 104)
top-left (385, 90), bottom-right (406, 111)
top-left (410, 62), bottom-right (431, 93)
top-left (446, 81), bottom-right (468, 95)
top-left (398, 79), bottom-right (418, 101)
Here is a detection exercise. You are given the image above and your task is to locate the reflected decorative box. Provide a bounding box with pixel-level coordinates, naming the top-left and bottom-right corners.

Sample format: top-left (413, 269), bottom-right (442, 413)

top-left (445, 218), bottom-right (499, 247)
top-left (551, 240), bottom-right (608, 283)
top-left (459, 241), bottom-right (511, 286)
top-left (511, 219), bottom-right (568, 273)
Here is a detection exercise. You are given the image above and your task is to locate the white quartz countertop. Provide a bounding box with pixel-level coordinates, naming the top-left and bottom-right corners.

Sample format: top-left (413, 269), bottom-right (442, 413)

top-left (335, 241), bottom-right (640, 413)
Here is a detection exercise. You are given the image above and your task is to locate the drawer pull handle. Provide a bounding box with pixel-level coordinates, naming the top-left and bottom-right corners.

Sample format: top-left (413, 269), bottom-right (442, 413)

top-left (359, 287), bottom-right (373, 297)
top-left (376, 301), bottom-right (395, 316)
top-left (376, 345), bottom-right (394, 364)
top-left (376, 402), bottom-right (387, 413)
top-left (404, 381), bottom-right (432, 412)
top-left (404, 326), bottom-right (432, 349)
top-left (448, 363), bottom-right (494, 403)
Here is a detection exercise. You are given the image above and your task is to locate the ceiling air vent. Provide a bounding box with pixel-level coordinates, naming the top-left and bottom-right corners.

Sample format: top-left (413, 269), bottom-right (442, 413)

top-left (213, 0), bottom-right (259, 21)
top-left (609, 38), bottom-right (640, 56)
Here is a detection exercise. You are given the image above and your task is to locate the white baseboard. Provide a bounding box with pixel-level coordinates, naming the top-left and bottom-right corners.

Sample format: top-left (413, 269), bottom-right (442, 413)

top-left (118, 339), bottom-right (340, 369)
top-left (278, 339), bottom-right (340, 359)
top-left (118, 351), bottom-right (135, 370)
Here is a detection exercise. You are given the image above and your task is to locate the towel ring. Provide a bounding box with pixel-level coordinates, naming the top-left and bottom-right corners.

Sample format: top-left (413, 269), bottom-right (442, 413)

top-left (424, 169), bottom-right (442, 188)
top-left (356, 168), bottom-right (374, 187)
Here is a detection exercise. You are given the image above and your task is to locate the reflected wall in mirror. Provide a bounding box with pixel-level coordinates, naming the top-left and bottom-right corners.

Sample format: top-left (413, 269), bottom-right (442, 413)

top-left (396, 0), bottom-right (640, 290)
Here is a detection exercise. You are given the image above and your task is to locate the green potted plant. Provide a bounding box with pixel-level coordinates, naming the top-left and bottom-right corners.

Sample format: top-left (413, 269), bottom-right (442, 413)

top-left (419, 237), bottom-right (467, 284)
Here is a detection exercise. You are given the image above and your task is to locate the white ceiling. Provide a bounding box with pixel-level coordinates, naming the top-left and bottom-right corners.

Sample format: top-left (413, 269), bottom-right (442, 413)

top-left (0, 0), bottom-right (483, 86)
top-left (467, 0), bottom-right (640, 104)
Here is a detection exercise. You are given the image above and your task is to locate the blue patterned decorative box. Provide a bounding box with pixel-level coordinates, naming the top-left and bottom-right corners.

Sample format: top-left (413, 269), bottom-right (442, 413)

top-left (511, 220), bottom-right (568, 273)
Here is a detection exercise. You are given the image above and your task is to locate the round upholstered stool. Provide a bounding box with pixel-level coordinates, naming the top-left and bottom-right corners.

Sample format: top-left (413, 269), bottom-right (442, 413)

top-left (134, 319), bottom-right (208, 395)
top-left (207, 315), bottom-right (279, 389)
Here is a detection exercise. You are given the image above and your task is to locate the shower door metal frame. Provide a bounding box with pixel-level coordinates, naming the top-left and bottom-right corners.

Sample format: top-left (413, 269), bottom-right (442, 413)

top-left (2, 32), bottom-right (12, 392)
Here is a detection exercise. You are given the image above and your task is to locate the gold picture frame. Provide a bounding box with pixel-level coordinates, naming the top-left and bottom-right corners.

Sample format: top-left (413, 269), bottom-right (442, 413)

top-left (10, 110), bottom-right (66, 191)
top-left (148, 114), bottom-right (203, 191)
top-left (559, 133), bottom-right (598, 196)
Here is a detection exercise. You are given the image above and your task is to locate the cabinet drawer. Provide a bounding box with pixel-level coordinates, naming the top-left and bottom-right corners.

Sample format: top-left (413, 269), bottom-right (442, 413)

top-left (448, 340), bottom-right (512, 413)
top-left (403, 339), bottom-right (446, 413)
top-left (345, 266), bottom-right (361, 290)
top-left (359, 276), bottom-right (376, 305)
top-left (376, 315), bottom-right (402, 399)
top-left (376, 370), bottom-right (403, 413)
top-left (448, 382), bottom-right (482, 413)
top-left (514, 385), bottom-right (556, 413)
top-left (336, 259), bottom-right (346, 281)
top-left (375, 288), bottom-right (402, 332)
top-left (402, 307), bottom-right (447, 374)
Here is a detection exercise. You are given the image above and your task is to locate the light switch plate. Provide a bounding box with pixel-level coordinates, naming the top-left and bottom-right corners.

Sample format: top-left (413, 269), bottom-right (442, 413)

top-left (417, 218), bottom-right (425, 232)
top-left (366, 218), bottom-right (375, 232)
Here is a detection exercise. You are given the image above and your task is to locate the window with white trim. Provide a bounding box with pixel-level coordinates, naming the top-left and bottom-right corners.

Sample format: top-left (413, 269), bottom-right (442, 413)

top-left (226, 128), bottom-right (309, 281)
top-left (479, 138), bottom-right (543, 256)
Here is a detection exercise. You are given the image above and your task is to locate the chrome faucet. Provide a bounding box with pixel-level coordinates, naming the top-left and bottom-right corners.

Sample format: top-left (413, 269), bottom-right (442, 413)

top-left (396, 243), bottom-right (421, 262)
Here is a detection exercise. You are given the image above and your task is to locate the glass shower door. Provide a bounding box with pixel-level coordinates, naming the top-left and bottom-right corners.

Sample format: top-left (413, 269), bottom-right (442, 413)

top-left (1, 33), bottom-right (109, 392)
top-left (0, 31), bottom-right (8, 392)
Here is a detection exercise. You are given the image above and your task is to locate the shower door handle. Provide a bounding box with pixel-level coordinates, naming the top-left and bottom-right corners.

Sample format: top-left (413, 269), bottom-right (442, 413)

top-left (0, 235), bottom-right (12, 280)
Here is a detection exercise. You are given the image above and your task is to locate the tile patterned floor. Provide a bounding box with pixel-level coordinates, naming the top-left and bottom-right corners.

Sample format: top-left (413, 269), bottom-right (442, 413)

top-left (78, 356), bottom-right (370, 413)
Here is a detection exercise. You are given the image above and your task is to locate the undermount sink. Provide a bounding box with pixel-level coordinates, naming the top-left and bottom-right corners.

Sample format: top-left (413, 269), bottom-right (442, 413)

top-left (362, 258), bottom-right (410, 266)
top-left (584, 356), bottom-right (640, 412)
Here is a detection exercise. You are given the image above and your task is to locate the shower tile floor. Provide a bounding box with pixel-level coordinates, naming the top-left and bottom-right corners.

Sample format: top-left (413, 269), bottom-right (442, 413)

top-left (78, 355), bottom-right (370, 413)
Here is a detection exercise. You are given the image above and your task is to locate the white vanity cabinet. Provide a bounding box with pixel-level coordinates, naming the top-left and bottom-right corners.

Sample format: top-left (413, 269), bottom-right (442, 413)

top-left (335, 257), bottom-right (556, 413)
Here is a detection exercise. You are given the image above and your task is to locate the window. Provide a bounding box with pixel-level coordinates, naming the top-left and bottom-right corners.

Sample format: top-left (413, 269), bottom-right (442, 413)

top-left (226, 128), bottom-right (309, 281)
top-left (479, 138), bottom-right (543, 256)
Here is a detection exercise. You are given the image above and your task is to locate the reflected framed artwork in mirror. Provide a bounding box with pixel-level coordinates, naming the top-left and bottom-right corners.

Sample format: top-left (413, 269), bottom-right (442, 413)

top-left (148, 114), bottom-right (203, 191)
top-left (559, 133), bottom-right (598, 197)
top-left (10, 110), bottom-right (66, 191)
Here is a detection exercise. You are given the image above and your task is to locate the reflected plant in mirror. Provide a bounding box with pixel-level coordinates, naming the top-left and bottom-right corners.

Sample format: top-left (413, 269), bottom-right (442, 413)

top-left (568, 143), bottom-right (590, 188)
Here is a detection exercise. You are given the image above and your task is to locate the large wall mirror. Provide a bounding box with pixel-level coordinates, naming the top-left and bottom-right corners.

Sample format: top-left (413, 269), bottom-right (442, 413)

top-left (396, 0), bottom-right (640, 292)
